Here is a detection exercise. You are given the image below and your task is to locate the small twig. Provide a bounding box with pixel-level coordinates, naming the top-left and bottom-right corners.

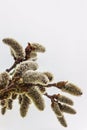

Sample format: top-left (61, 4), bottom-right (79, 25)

top-left (6, 58), bottom-right (23, 72)
top-left (0, 83), bottom-right (15, 94)
top-left (45, 81), bottom-right (68, 88)
top-left (45, 83), bottom-right (57, 87)
top-left (0, 76), bottom-right (21, 94)
top-left (44, 93), bottom-right (57, 102)
top-left (6, 61), bottom-right (17, 72)
top-left (0, 81), bottom-right (67, 99)
top-left (44, 93), bottom-right (52, 99)
top-left (36, 81), bottom-right (67, 89)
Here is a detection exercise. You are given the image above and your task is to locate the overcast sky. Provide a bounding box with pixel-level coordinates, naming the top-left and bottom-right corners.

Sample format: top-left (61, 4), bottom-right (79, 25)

top-left (0, 0), bottom-right (87, 130)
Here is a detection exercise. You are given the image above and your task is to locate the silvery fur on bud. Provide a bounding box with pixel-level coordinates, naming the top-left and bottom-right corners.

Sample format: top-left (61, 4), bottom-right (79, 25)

top-left (22, 70), bottom-right (49, 85)
top-left (14, 61), bottom-right (38, 76)
top-left (51, 101), bottom-right (62, 117)
top-left (30, 43), bottom-right (46, 53)
top-left (2, 38), bottom-right (25, 60)
top-left (0, 99), bottom-right (6, 106)
top-left (7, 99), bottom-right (13, 110)
top-left (0, 71), bottom-right (10, 89)
top-left (18, 95), bottom-right (23, 104)
top-left (60, 82), bottom-right (82, 96)
top-left (1, 106), bottom-right (7, 115)
top-left (51, 102), bottom-right (67, 127)
top-left (57, 115), bottom-right (67, 127)
top-left (27, 86), bottom-right (45, 111)
top-left (27, 51), bottom-right (37, 60)
top-left (57, 94), bottom-right (73, 105)
top-left (59, 103), bottom-right (76, 114)
top-left (20, 94), bottom-right (31, 117)
top-left (43, 72), bottom-right (54, 82)
top-left (37, 86), bottom-right (46, 94)
top-left (11, 92), bottom-right (17, 100)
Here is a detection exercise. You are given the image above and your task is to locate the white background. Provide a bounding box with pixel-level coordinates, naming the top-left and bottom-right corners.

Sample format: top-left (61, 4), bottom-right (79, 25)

top-left (0, 0), bottom-right (87, 130)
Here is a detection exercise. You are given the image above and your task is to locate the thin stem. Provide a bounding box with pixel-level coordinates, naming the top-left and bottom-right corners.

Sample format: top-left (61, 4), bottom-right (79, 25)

top-left (0, 81), bottom-right (67, 101)
top-left (37, 81), bottom-right (67, 89)
top-left (6, 58), bottom-right (23, 72)
top-left (44, 93), bottom-right (57, 102)
top-left (46, 81), bottom-right (68, 88)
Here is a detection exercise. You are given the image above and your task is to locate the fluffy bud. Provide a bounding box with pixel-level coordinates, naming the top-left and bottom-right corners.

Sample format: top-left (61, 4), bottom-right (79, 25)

top-left (11, 93), bottom-right (17, 100)
top-left (20, 94), bottom-right (31, 117)
top-left (60, 82), bottom-right (82, 96)
top-left (57, 115), bottom-right (67, 127)
top-left (2, 38), bottom-right (25, 60)
top-left (51, 102), bottom-right (63, 117)
top-left (59, 103), bottom-right (76, 114)
top-left (1, 107), bottom-right (6, 115)
top-left (51, 102), bottom-right (67, 127)
top-left (0, 91), bottom-right (11, 100)
top-left (22, 70), bottom-right (49, 85)
top-left (27, 86), bottom-right (45, 110)
top-left (37, 86), bottom-right (46, 94)
top-left (30, 43), bottom-right (45, 53)
top-left (43, 72), bottom-right (54, 82)
top-left (14, 61), bottom-right (38, 76)
top-left (0, 72), bottom-right (10, 89)
top-left (7, 99), bottom-right (13, 110)
top-left (0, 100), bottom-right (6, 106)
top-left (30, 52), bottom-right (37, 58)
top-left (27, 51), bottom-right (37, 60)
top-left (57, 94), bottom-right (73, 106)
top-left (18, 95), bottom-right (23, 104)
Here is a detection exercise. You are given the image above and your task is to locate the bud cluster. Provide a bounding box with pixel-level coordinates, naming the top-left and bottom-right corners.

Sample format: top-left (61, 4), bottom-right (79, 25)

top-left (0, 38), bottom-right (82, 128)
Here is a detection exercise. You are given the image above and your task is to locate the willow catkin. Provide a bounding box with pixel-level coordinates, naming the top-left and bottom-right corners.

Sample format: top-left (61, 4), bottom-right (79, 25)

top-left (2, 38), bottom-right (25, 60)
top-left (7, 99), bottom-right (13, 110)
top-left (1, 107), bottom-right (7, 115)
top-left (20, 94), bottom-right (31, 117)
top-left (27, 86), bottom-right (45, 111)
top-left (18, 95), bottom-right (23, 104)
top-left (43, 72), bottom-right (54, 82)
top-left (37, 86), bottom-right (46, 94)
top-left (0, 99), bottom-right (6, 106)
top-left (57, 116), bottom-right (67, 127)
top-left (14, 61), bottom-right (38, 76)
top-left (0, 71), bottom-right (10, 89)
top-left (57, 94), bottom-right (74, 106)
top-left (27, 51), bottom-right (37, 59)
top-left (51, 102), bottom-right (67, 127)
top-left (59, 103), bottom-right (76, 114)
top-left (22, 70), bottom-right (49, 85)
top-left (30, 43), bottom-right (46, 53)
top-left (0, 91), bottom-right (11, 100)
top-left (11, 92), bottom-right (18, 100)
top-left (59, 82), bottom-right (82, 96)
top-left (51, 101), bottom-right (63, 117)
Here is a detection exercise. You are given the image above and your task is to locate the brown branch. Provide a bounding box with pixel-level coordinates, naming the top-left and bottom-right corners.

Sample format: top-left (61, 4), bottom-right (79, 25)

top-left (36, 81), bottom-right (67, 89)
top-left (44, 93), bottom-right (58, 102)
top-left (0, 81), bottom-right (68, 96)
top-left (6, 58), bottom-right (23, 72)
